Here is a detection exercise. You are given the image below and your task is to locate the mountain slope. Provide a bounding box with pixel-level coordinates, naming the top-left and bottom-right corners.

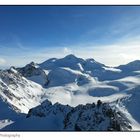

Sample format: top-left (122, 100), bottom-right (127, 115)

top-left (0, 67), bottom-right (44, 113)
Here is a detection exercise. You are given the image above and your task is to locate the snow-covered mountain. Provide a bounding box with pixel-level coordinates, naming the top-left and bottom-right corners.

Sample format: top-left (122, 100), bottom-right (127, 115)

top-left (117, 60), bottom-right (140, 72)
top-left (0, 67), bottom-right (45, 113)
top-left (39, 54), bottom-right (85, 71)
top-left (17, 62), bottom-right (48, 86)
top-left (1, 54), bottom-right (140, 131)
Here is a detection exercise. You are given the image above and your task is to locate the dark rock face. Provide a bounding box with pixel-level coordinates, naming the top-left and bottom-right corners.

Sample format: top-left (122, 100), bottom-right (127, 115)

top-left (26, 100), bottom-right (132, 131)
top-left (64, 102), bottom-right (131, 131)
top-left (17, 62), bottom-right (44, 77)
top-left (16, 62), bottom-right (48, 86)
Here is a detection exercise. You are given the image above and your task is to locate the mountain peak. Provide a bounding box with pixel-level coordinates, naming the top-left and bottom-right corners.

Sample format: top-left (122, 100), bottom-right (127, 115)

top-left (24, 61), bottom-right (39, 69)
top-left (86, 58), bottom-right (96, 63)
top-left (9, 66), bottom-right (18, 74)
top-left (127, 60), bottom-right (140, 65)
top-left (117, 59), bottom-right (140, 71)
top-left (29, 61), bottom-right (36, 67)
top-left (64, 54), bottom-right (78, 60)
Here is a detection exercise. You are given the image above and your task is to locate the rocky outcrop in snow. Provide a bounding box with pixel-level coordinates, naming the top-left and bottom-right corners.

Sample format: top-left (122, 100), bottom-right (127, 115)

top-left (26, 99), bottom-right (132, 131)
top-left (17, 62), bottom-right (48, 86)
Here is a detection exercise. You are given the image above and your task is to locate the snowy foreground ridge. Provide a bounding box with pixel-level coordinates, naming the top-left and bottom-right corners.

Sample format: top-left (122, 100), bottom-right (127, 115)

top-left (1, 54), bottom-right (140, 131)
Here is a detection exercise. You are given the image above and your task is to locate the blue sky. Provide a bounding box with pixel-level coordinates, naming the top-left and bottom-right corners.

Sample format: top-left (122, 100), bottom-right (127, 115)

top-left (1, 6), bottom-right (140, 68)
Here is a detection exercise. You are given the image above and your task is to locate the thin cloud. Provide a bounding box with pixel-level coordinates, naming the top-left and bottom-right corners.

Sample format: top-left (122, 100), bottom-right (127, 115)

top-left (72, 36), bottom-right (140, 66)
top-left (0, 58), bottom-right (6, 65)
top-left (63, 47), bottom-right (72, 54)
top-left (2, 35), bottom-right (140, 68)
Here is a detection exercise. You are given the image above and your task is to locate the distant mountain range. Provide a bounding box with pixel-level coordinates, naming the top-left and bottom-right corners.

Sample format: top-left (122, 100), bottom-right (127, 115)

top-left (0, 54), bottom-right (140, 131)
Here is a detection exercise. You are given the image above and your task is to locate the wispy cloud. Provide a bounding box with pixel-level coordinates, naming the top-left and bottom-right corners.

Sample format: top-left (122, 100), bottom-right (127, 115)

top-left (63, 47), bottom-right (72, 54)
top-left (28, 35), bottom-right (140, 67)
top-left (1, 35), bottom-right (140, 68)
top-left (70, 36), bottom-right (140, 66)
top-left (79, 12), bottom-right (140, 46)
top-left (0, 58), bottom-right (6, 66)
